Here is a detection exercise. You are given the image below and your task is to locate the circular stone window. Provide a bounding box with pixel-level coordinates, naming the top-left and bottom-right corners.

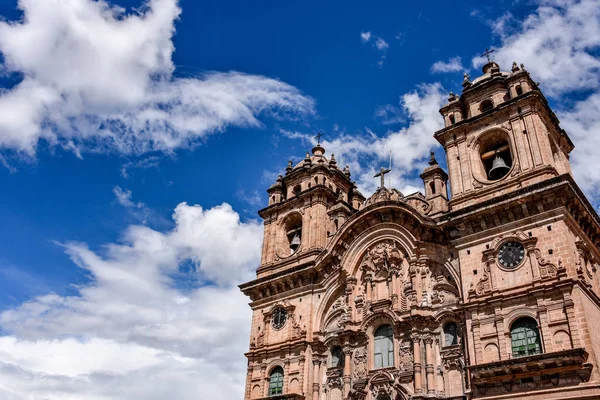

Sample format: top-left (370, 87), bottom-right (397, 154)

top-left (272, 308), bottom-right (288, 330)
top-left (498, 241), bottom-right (525, 269)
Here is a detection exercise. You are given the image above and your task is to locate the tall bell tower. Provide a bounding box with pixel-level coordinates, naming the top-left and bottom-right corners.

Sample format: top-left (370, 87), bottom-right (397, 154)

top-left (436, 60), bottom-right (573, 210)
top-left (436, 59), bottom-right (600, 399)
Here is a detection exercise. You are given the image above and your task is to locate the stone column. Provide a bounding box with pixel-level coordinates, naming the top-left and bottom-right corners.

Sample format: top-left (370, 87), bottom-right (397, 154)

top-left (425, 337), bottom-right (435, 394)
top-left (298, 355), bottom-right (306, 395)
top-left (343, 348), bottom-right (352, 396)
top-left (562, 290), bottom-right (582, 348)
top-left (537, 302), bottom-right (552, 353)
top-left (494, 315), bottom-right (508, 360)
top-left (472, 319), bottom-right (483, 364)
top-left (365, 276), bottom-right (373, 302)
top-left (434, 337), bottom-right (444, 393)
top-left (260, 363), bottom-right (268, 397)
top-left (284, 358), bottom-right (291, 394)
top-left (312, 359), bottom-right (322, 400)
top-left (412, 336), bottom-right (423, 394)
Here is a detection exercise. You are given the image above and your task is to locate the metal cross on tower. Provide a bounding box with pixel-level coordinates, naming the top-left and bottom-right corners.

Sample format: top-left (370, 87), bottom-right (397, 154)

top-left (374, 167), bottom-right (391, 189)
top-left (481, 47), bottom-right (495, 63)
top-left (314, 132), bottom-right (324, 145)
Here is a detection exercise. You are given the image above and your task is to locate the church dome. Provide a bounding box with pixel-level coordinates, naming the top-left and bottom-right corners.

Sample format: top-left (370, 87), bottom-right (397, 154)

top-left (292, 144), bottom-right (333, 170)
top-left (470, 61), bottom-right (510, 87)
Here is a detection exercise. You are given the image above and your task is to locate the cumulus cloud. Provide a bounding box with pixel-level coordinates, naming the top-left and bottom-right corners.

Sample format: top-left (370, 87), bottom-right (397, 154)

top-left (283, 83), bottom-right (446, 195)
top-left (0, 202), bottom-right (263, 399)
top-left (476, 0), bottom-right (600, 198)
top-left (360, 31), bottom-right (372, 42)
top-left (431, 56), bottom-right (465, 73)
top-left (0, 0), bottom-right (314, 157)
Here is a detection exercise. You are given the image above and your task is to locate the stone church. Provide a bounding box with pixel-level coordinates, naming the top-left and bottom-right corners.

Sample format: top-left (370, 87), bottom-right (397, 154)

top-left (239, 60), bottom-right (600, 400)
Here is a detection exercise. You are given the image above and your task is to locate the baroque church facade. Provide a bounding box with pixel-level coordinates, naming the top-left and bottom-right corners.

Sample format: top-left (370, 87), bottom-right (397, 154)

top-left (239, 60), bottom-right (600, 400)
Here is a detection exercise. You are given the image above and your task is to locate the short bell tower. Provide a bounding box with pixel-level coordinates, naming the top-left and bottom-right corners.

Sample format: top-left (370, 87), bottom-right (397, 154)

top-left (256, 141), bottom-right (365, 279)
top-left (435, 60), bottom-right (574, 211)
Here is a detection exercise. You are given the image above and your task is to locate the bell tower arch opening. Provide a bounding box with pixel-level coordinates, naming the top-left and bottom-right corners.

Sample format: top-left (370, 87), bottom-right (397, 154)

top-left (478, 131), bottom-right (513, 181)
top-left (280, 212), bottom-right (303, 256)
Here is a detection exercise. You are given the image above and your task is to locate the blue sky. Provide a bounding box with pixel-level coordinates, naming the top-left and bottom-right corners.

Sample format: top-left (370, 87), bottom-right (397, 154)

top-left (0, 0), bottom-right (599, 398)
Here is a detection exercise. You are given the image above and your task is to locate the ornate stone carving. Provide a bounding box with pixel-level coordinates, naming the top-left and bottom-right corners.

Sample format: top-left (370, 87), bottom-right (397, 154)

top-left (532, 248), bottom-right (560, 279)
top-left (361, 241), bottom-right (404, 274)
top-left (326, 367), bottom-right (344, 389)
top-left (250, 329), bottom-right (265, 349)
top-left (291, 314), bottom-right (307, 339)
top-left (474, 262), bottom-right (492, 296)
top-left (398, 343), bottom-right (413, 373)
top-left (353, 347), bottom-right (368, 380)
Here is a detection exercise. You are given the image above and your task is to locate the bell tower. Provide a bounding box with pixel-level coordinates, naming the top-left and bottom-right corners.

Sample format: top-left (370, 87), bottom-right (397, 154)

top-left (435, 60), bottom-right (574, 211)
top-left (254, 140), bottom-right (366, 278)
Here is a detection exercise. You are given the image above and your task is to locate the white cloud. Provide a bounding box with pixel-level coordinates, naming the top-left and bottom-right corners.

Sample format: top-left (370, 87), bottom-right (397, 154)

top-left (375, 37), bottom-right (389, 51)
top-left (113, 186), bottom-right (145, 209)
top-left (480, 0), bottom-right (600, 96)
top-left (0, 0), bottom-right (314, 157)
top-left (431, 56), bottom-right (465, 73)
top-left (0, 202), bottom-right (262, 399)
top-left (360, 31), bottom-right (389, 67)
top-left (374, 104), bottom-right (405, 125)
top-left (476, 0), bottom-right (600, 198)
top-left (283, 83), bottom-right (446, 196)
top-left (113, 186), bottom-right (150, 223)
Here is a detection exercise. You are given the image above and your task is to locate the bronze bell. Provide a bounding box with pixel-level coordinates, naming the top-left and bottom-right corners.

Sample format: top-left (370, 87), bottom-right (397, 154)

top-left (488, 154), bottom-right (510, 180)
top-left (290, 232), bottom-right (301, 252)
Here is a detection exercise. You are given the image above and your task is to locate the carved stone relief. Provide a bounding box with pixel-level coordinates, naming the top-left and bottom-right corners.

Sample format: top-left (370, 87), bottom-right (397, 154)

top-left (353, 347), bottom-right (368, 380)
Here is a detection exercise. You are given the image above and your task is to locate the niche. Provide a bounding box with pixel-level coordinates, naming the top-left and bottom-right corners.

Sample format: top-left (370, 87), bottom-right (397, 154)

top-left (480, 99), bottom-right (494, 113)
top-left (479, 131), bottom-right (512, 180)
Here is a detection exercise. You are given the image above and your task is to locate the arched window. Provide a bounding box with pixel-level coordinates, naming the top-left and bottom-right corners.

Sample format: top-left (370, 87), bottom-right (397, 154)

top-left (449, 114), bottom-right (455, 125)
top-left (374, 325), bottom-right (394, 368)
top-left (480, 99), bottom-right (494, 112)
top-left (511, 317), bottom-right (542, 357)
top-left (444, 322), bottom-right (458, 346)
top-left (429, 181), bottom-right (436, 195)
top-left (268, 366), bottom-right (284, 396)
top-left (515, 85), bottom-right (523, 96)
top-left (331, 346), bottom-right (344, 368)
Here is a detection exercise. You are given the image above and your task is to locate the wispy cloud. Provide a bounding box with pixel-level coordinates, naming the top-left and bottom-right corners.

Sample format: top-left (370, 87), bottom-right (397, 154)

top-left (282, 83), bottom-right (446, 195)
top-left (431, 56), bottom-right (465, 73)
top-left (236, 189), bottom-right (262, 207)
top-left (120, 156), bottom-right (162, 179)
top-left (113, 186), bottom-right (150, 224)
top-left (0, 0), bottom-right (314, 159)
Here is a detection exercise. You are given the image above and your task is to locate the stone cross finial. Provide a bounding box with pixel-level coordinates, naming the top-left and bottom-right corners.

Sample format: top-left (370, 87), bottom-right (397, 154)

top-left (481, 47), bottom-right (495, 62)
top-left (314, 131), bottom-right (324, 145)
top-left (374, 167), bottom-right (391, 188)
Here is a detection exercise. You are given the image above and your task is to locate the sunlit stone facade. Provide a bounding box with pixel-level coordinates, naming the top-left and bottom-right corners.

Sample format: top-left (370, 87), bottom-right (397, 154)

top-left (239, 61), bottom-right (600, 400)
